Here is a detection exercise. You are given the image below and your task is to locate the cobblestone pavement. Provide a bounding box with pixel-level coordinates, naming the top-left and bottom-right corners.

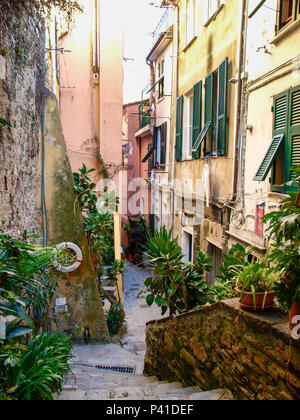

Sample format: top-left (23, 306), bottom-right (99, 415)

top-left (57, 264), bottom-right (233, 400)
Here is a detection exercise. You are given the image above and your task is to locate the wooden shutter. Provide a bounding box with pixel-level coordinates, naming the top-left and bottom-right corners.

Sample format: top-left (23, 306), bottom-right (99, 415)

top-left (160, 122), bottom-right (167, 166)
top-left (273, 90), bottom-right (289, 136)
top-left (216, 58), bottom-right (228, 155)
top-left (192, 81), bottom-right (202, 159)
top-left (204, 73), bottom-right (214, 154)
top-left (253, 134), bottom-right (285, 181)
top-left (175, 96), bottom-right (183, 161)
top-left (289, 86), bottom-right (300, 182)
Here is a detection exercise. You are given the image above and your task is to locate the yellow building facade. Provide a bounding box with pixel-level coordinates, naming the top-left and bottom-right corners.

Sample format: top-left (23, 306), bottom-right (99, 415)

top-left (165, 0), bottom-right (245, 279)
top-left (228, 0), bottom-right (300, 257)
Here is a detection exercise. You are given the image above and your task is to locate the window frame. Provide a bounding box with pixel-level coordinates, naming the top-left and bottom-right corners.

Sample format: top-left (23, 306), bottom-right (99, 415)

top-left (157, 60), bottom-right (165, 100)
top-left (182, 89), bottom-right (194, 160)
top-left (277, 0), bottom-right (300, 33)
top-left (267, 85), bottom-right (300, 193)
top-left (185, 0), bottom-right (196, 46)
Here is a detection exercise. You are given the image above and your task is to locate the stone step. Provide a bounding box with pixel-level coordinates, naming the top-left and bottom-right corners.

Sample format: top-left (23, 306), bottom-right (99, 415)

top-left (163, 386), bottom-right (202, 400)
top-left (188, 389), bottom-right (234, 400)
top-left (152, 382), bottom-right (183, 397)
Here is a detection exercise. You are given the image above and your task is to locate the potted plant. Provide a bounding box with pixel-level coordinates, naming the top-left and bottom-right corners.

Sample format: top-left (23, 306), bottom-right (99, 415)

top-left (262, 167), bottom-right (300, 328)
top-left (231, 256), bottom-right (283, 312)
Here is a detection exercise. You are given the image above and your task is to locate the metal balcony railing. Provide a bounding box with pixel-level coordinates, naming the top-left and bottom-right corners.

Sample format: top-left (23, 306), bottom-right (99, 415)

top-left (152, 7), bottom-right (173, 45)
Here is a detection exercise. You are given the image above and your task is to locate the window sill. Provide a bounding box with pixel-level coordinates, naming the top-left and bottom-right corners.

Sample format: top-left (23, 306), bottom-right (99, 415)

top-left (182, 36), bottom-right (197, 53)
top-left (203, 4), bottom-right (225, 28)
top-left (270, 18), bottom-right (300, 45)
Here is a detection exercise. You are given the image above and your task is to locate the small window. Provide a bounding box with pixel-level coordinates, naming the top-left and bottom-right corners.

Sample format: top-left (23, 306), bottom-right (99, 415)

top-left (157, 60), bottom-right (165, 99)
top-left (183, 231), bottom-right (193, 263)
top-left (186, 0), bottom-right (196, 45)
top-left (206, 0), bottom-right (224, 21)
top-left (182, 90), bottom-right (194, 159)
top-left (278, 0), bottom-right (299, 31)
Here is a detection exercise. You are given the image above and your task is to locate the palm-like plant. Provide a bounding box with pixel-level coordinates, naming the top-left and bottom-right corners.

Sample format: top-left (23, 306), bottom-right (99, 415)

top-left (141, 228), bottom-right (215, 316)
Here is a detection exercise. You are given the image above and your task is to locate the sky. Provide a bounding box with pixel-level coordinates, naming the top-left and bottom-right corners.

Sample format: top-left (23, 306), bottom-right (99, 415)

top-left (122, 0), bottom-right (166, 104)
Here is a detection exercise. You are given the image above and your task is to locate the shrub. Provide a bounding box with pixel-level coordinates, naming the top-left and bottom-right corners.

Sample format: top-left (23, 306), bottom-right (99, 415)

top-left (140, 228), bottom-right (215, 316)
top-left (106, 303), bottom-right (126, 337)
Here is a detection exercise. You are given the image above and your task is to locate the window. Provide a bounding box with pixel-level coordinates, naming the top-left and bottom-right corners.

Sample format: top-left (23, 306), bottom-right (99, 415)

top-left (195, 58), bottom-right (228, 157)
top-left (182, 91), bottom-right (194, 159)
top-left (254, 85), bottom-right (300, 192)
top-left (175, 96), bottom-right (184, 161)
top-left (153, 123), bottom-right (167, 168)
top-left (278, 0), bottom-right (300, 31)
top-left (206, 0), bottom-right (224, 22)
top-left (157, 60), bottom-right (165, 99)
top-left (186, 0), bottom-right (196, 45)
top-left (183, 230), bottom-right (193, 263)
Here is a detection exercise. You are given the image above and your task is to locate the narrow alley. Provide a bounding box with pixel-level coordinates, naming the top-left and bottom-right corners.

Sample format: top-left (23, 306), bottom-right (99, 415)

top-left (57, 264), bottom-right (233, 401)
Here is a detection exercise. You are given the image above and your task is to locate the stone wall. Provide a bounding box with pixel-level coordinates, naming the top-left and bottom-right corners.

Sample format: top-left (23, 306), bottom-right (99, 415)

top-left (0, 4), bottom-right (44, 235)
top-left (144, 299), bottom-right (300, 400)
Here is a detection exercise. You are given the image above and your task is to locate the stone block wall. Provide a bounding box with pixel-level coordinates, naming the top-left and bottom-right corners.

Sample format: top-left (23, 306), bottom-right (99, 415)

top-left (0, 3), bottom-right (44, 235)
top-left (144, 299), bottom-right (300, 400)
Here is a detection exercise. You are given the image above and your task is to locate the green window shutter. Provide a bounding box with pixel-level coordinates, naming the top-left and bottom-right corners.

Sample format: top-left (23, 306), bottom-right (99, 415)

top-left (204, 73), bottom-right (214, 154)
top-left (175, 96), bottom-right (183, 161)
top-left (253, 134), bottom-right (285, 181)
top-left (192, 81), bottom-right (202, 159)
top-left (289, 86), bottom-right (300, 183)
top-left (216, 57), bottom-right (228, 155)
top-left (273, 90), bottom-right (289, 136)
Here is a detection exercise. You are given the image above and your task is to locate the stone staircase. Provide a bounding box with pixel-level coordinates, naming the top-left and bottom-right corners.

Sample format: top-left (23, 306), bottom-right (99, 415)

top-left (57, 364), bottom-right (234, 400)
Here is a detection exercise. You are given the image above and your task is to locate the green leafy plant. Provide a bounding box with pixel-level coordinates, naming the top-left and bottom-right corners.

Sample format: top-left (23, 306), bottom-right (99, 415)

top-left (214, 244), bottom-right (253, 300)
top-left (124, 217), bottom-right (149, 265)
top-left (262, 167), bottom-right (300, 309)
top-left (0, 118), bottom-right (11, 127)
top-left (230, 255), bottom-right (283, 310)
top-left (140, 228), bottom-right (215, 316)
top-left (0, 232), bottom-right (72, 400)
top-left (105, 303), bottom-right (126, 337)
top-left (107, 260), bottom-right (126, 286)
top-left (0, 332), bottom-right (73, 400)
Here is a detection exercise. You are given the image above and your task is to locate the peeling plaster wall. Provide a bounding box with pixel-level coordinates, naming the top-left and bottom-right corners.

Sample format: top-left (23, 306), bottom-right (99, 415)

top-left (0, 5), bottom-right (44, 235)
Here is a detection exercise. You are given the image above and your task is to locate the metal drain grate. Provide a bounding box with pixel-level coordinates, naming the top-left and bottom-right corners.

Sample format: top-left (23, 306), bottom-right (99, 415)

top-left (95, 365), bottom-right (136, 374)
top-left (73, 362), bottom-right (136, 375)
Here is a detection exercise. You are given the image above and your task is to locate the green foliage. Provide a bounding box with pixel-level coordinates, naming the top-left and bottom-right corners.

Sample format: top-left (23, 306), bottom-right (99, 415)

top-left (214, 244), bottom-right (253, 300)
top-left (107, 260), bottom-right (125, 286)
top-left (3, 0), bottom-right (82, 21)
top-left (124, 217), bottom-right (149, 264)
top-left (262, 169), bottom-right (300, 308)
top-left (0, 233), bottom-right (57, 335)
top-left (0, 118), bottom-right (11, 127)
top-left (0, 333), bottom-right (72, 400)
top-left (140, 228), bottom-right (215, 316)
top-left (106, 303), bottom-right (126, 337)
top-left (73, 164), bottom-right (119, 267)
top-left (0, 233), bottom-right (72, 400)
top-left (73, 164), bottom-right (97, 213)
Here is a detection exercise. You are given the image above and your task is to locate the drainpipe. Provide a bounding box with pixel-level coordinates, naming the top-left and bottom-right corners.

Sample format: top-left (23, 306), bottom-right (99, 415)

top-left (170, 5), bottom-right (179, 236)
top-left (230, 0), bottom-right (248, 203)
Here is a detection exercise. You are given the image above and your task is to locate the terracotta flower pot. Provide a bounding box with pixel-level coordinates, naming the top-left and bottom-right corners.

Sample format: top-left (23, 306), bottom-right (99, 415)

top-left (289, 301), bottom-right (300, 330)
top-left (236, 288), bottom-right (276, 312)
